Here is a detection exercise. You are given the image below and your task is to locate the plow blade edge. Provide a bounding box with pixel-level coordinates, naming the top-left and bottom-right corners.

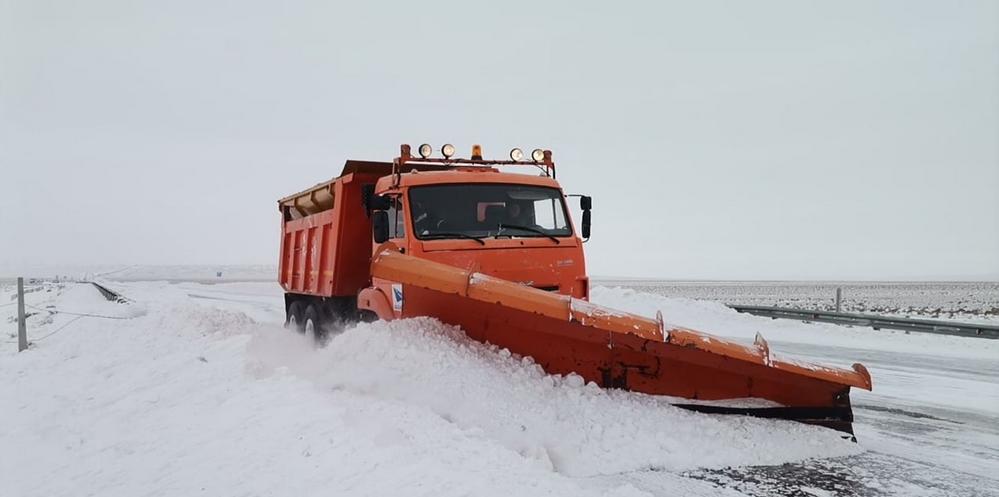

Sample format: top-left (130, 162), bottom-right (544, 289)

top-left (369, 247), bottom-right (873, 435)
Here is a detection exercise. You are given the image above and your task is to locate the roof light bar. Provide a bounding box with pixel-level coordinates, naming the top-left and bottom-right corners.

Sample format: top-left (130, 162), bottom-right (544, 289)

top-left (441, 143), bottom-right (455, 158)
top-left (418, 143), bottom-right (433, 158)
top-left (395, 143), bottom-right (554, 179)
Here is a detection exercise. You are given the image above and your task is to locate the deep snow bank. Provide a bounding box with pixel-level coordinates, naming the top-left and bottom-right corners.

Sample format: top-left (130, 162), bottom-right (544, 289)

top-left (5, 286), bottom-right (652, 497)
top-left (2, 282), bottom-right (863, 497)
top-left (249, 318), bottom-right (859, 477)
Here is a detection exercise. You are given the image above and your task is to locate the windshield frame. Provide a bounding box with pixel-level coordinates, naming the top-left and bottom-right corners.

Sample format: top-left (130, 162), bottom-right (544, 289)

top-left (407, 183), bottom-right (575, 242)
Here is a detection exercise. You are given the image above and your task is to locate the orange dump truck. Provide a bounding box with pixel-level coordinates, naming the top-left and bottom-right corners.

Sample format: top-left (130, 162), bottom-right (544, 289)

top-left (278, 144), bottom-right (872, 435)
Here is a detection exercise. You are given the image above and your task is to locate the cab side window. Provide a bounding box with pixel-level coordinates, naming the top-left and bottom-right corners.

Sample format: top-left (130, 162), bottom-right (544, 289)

top-left (532, 198), bottom-right (568, 230)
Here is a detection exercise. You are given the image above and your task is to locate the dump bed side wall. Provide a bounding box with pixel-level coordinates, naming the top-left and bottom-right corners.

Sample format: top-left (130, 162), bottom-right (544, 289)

top-left (279, 172), bottom-right (383, 297)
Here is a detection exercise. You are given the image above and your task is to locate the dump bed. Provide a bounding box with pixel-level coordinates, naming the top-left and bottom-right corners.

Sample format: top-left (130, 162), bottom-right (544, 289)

top-left (278, 161), bottom-right (393, 297)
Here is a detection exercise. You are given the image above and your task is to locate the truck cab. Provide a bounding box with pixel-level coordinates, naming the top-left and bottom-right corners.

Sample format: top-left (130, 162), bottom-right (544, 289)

top-left (372, 169), bottom-right (588, 293)
top-left (361, 145), bottom-right (592, 320)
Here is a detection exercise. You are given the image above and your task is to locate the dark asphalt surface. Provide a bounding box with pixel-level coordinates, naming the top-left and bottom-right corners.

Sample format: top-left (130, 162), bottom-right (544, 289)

top-left (668, 341), bottom-right (999, 496)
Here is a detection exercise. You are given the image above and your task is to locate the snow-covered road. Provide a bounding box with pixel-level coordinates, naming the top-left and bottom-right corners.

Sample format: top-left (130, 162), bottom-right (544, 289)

top-left (2, 281), bottom-right (997, 496)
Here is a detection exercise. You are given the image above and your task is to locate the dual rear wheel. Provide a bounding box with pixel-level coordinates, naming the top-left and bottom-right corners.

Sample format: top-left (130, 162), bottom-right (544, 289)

top-left (285, 298), bottom-right (356, 344)
top-left (286, 301), bottom-right (326, 343)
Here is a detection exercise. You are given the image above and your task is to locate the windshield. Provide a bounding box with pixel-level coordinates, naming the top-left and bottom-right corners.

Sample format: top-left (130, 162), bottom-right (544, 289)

top-left (409, 184), bottom-right (572, 240)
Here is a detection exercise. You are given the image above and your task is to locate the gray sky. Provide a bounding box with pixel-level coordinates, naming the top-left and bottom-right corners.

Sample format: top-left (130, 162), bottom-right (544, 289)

top-left (2, 0), bottom-right (997, 280)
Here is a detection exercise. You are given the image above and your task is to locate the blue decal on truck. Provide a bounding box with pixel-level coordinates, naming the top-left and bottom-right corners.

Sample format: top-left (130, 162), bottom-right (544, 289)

top-left (392, 284), bottom-right (403, 311)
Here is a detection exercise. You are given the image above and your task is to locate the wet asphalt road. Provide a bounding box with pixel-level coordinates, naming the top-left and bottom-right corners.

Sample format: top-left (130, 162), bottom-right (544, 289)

top-left (682, 341), bottom-right (999, 496)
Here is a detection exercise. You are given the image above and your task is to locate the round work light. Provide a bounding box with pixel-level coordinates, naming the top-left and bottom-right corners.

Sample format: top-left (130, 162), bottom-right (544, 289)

top-left (418, 143), bottom-right (433, 158)
top-left (441, 143), bottom-right (456, 158)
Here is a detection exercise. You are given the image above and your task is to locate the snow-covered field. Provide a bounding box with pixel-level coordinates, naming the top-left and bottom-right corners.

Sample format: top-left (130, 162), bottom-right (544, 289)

top-left (2, 280), bottom-right (997, 496)
top-left (598, 280), bottom-right (999, 324)
top-left (8, 265), bottom-right (996, 322)
top-left (0, 264), bottom-right (277, 284)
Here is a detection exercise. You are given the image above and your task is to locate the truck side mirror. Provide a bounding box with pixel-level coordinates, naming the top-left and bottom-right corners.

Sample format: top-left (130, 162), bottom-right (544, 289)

top-left (580, 195), bottom-right (592, 210)
top-left (372, 211), bottom-right (390, 243)
top-left (580, 196), bottom-right (592, 240)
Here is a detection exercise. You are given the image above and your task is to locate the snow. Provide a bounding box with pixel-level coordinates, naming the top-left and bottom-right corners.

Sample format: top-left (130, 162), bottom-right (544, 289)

top-left (569, 298), bottom-right (630, 321)
top-left (0, 282), bottom-right (863, 497)
top-left (2, 280), bottom-right (997, 496)
top-left (272, 318), bottom-right (858, 477)
top-left (3, 285), bottom-right (606, 496)
top-left (0, 264), bottom-right (276, 283)
top-left (593, 280), bottom-right (999, 324)
top-left (590, 285), bottom-right (999, 485)
top-left (589, 286), bottom-right (999, 361)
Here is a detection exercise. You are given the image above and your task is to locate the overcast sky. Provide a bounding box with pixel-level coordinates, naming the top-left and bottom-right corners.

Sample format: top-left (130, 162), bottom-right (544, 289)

top-left (2, 0), bottom-right (997, 280)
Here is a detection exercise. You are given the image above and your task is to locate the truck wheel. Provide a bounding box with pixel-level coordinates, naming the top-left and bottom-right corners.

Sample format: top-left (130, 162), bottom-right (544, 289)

top-left (358, 310), bottom-right (378, 323)
top-left (303, 304), bottom-right (326, 344)
top-left (287, 301), bottom-right (306, 332)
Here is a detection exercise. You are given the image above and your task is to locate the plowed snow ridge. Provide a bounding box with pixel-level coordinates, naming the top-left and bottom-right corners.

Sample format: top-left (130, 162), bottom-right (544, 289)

top-left (1, 282), bottom-right (860, 497)
top-left (250, 318), bottom-right (858, 476)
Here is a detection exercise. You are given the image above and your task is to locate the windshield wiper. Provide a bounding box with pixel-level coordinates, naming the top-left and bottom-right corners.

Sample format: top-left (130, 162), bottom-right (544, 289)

top-left (421, 232), bottom-right (487, 245)
top-left (497, 224), bottom-right (561, 244)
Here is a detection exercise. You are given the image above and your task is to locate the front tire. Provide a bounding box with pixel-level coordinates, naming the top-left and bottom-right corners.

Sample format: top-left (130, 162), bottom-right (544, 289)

top-left (358, 309), bottom-right (378, 323)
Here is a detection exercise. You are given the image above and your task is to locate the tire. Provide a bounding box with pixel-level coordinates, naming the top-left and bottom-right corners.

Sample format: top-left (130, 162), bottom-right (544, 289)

top-left (303, 304), bottom-right (326, 344)
top-left (357, 309), bottom-right (378, 323)
top-left (287, 301), bottom-right (306, 332)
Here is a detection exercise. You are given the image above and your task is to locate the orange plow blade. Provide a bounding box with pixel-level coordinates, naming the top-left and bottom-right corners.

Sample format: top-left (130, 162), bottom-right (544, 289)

top-left (370, 247), bottom-right (873, 436)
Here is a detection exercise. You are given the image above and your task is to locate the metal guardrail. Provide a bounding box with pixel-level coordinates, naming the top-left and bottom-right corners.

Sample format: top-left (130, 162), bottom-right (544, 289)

top-left (730, 305), bottom-right (999, 340)
top-left (90, 282), bottom-right (129, 303)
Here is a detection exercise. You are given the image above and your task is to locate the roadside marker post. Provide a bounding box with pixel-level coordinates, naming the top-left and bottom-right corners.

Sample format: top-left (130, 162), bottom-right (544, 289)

top-left (17, 277), bottom-right (27, 352)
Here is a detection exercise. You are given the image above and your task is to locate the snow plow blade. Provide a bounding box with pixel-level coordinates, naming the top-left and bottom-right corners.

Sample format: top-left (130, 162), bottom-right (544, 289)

top-left (370, 247), bottom-right (873, 436)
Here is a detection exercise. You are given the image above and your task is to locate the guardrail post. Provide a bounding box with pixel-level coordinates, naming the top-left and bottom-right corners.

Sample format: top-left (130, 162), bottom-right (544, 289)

top-left (835, 287), bottom-right (842, 313)
top-left (17, 277), bottom-right (27, 352)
